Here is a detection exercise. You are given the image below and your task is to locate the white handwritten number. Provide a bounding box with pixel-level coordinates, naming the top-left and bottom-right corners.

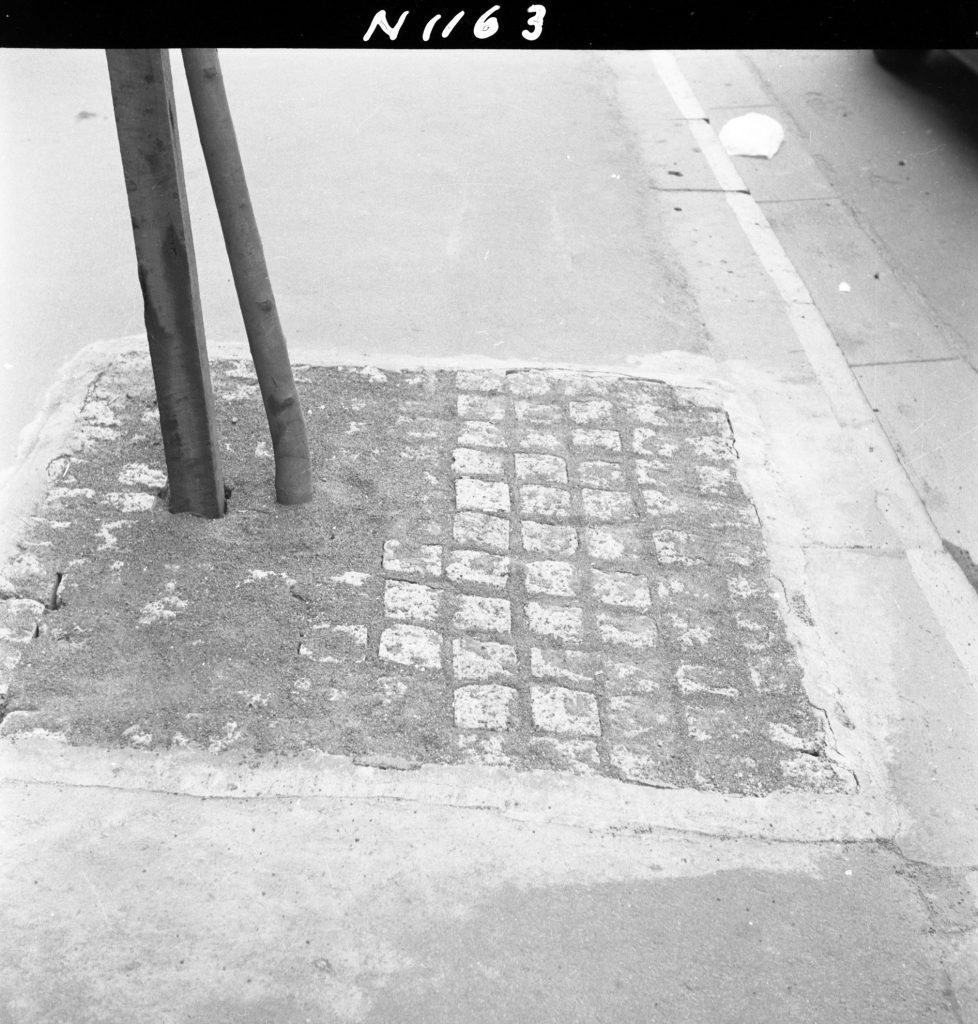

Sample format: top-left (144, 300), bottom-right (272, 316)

top-left (442, 10), bottom-right (466, 36)
top-left (523, 4), bottom-right (545, 40)
top-left (423, 14), bottom-right (441, 40)
top-left (474, 5), bottom-right (501, 37)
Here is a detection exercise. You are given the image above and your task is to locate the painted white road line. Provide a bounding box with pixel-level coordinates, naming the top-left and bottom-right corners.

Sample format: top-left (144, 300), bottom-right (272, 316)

top-left (651, 50), bottom-right (978, 691)
top-left (650, 50), bottom-right (708, 120)
top-left (651, 52), bottom-right (749, 195)
top-left (684, 119), bottom-right (750, 195)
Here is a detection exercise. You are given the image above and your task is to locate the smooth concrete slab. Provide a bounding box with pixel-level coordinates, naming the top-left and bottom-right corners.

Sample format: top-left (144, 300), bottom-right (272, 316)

top-left (762, 198), bottom-right (960, 366)
top-left (0, 777), bottom-right (958, 1024)
top-left (853, 358), bottom-right (978, 558)
top-left (805, 544), bottom-right (978, 866)
top-left (725, 370), bottom-right (903, 553)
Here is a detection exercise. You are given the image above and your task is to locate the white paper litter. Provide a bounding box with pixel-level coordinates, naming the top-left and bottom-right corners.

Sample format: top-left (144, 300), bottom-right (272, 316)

top-left (718, 113), bottom-right (785, 159)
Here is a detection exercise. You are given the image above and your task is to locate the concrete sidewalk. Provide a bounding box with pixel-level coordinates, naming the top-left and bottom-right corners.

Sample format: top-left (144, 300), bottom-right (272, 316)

top-left (2, 51), bottom-right (978, 1023)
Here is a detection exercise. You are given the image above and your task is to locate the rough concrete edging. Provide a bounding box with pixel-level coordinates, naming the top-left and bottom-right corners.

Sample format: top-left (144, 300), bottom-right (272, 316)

top-left (0, 336), bottom-right (889, 821)
top-left (0, 732), bottom-right (901, 845)
top-left (0, 335), bottom-right (147, 568)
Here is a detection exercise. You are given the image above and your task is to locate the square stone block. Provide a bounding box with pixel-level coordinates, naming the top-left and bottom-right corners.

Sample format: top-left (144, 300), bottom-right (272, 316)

top-left (584, 526), bottom-right (626, 562)
top-left (528, 736), bottom-right (600, 775)
top-left (530, 685), bottom-right (600, 737)
top-left (457, 732), bottom-right (512, 766)
top-left (607, 694), bottom-right (672, 739)
top-left (457, 369), bottom-right (507, 393)
top-left (582, 489), bottom-right (635, 522)
top-left (697, 465), bottom-right (736, 496)
top-left (506, 369), bottom-right (553, 397)
top-left (384, 580), bottom-right (442, 623)
top-left (526, 602), bottom-right (583, 642)
top-left (457, 394), bottom-right (506, 421)
top-left (446, 550), bottom-right (510, 589)
top-left (453, 684), bottom-right (517, 730)
top-left (632, 402), bottom-right (669, 426)
top-left (520, 485), bottom-right (571, 521)
top-left (525, 560), bottom-right (577, 598)
top-left (634, 459), bottom-right (664, 486)
top-left (591, 568), bottom-right (652, 610)
top-left (382, 540), bottom-right (443, 577)
top-left (610, 744), bottom-right (678, 788)
top-left (690, 434), bottom-right (736, 462)
top-left (453, 594), bottom-right (511, 635)
top-left (642, 489), bottom-right (680, 515)
top-left (597, 612), bottom-right (658, 649)
top-left (633, 428), bottom-right (669, 457)
top-left (396, 415), bottom-right (442, 440)
top-left (685, 703), bottom-right (754, 744)
top-left (562, 375), bottom-right (612, 399)
top-left (577, 460), bottom-right (624, 489)
top-left (677, 663), bottom-right (741, 699)
top-left (652, 530), bottom-right (703, 567)
top-left (458, 421), bottom-right (506, 448)
top-left (515, 453), bottom-right (568, 485)
top-left (599, 658), bottom-right (667, 695)
top-left (530, 647), bottom-right (593, 685)
top-left (572, 429), bottom-right (622, 454)
top-left (456, 477), bottom-right (510, 515)
top-left (747, 653), bottom-right (797, 695)
top-left (663, 610), bottom-right (712, 651)
top-left (569, 399), bottom-right (614, 426)
top-left (727, 574), bottom-right (765, 601)
top-left (379, 624), bottom-right (442, 670)
top-left (454, 512), bottom-right (510, 553)
top-left (516, 428), bottom-right (564, 453)
top-left (514, 400), bottom-right (562, 425)
top-left (452, 637), bottom-right (517, 680)
top-left (521, 521), bottom-right (578, 557)
top-left (452, 447), bottom-right (505, 478)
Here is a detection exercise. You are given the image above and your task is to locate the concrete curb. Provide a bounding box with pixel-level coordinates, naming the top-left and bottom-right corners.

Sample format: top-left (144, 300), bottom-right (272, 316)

top-left (651, 50), bottom-right (978, 694)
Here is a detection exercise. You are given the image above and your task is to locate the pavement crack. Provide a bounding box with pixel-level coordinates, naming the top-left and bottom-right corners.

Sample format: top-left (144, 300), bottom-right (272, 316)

top-left (722, 409), bottom-right (739, 456)
top-left (806, 698), bottom-right (859, 791)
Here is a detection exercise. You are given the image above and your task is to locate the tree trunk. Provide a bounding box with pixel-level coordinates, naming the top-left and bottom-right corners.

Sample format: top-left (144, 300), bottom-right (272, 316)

top-left (106, 48), bottom-right (226, 519)
top-left (181, 47), bottom-right (313, 506)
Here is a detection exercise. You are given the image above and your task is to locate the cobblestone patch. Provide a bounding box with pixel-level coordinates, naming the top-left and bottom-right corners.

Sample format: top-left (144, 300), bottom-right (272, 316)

top-left (0, 361), bottom-right (851, 795)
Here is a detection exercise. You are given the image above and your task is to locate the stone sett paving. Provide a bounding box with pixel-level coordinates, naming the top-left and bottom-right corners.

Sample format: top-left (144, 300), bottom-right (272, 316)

top-left (0, 359), bottom-right (853, 796)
